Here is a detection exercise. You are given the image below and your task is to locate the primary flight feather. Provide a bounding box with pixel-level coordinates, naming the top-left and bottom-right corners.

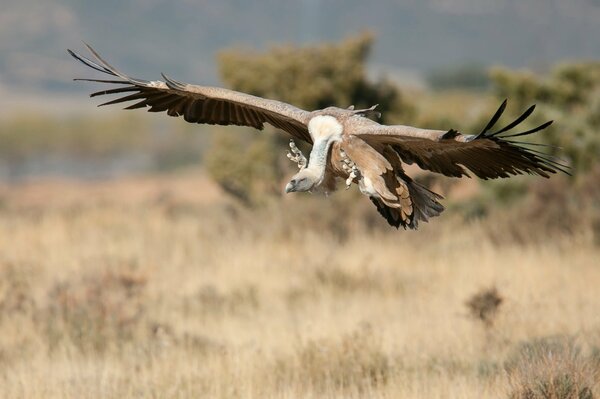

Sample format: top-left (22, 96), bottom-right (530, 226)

top-left (68, 44), bottom-right (569, 229)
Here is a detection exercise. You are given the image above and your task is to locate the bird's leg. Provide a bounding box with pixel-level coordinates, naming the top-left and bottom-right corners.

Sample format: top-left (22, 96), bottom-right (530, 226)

top-left (339, 149), bottom-right (361, 189)
top-left (286, 139), bottom-right (307, 170)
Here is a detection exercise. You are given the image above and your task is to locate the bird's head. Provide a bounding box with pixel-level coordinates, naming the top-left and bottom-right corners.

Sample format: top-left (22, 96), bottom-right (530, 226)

top-left (285, 168), bottom-right (319, 193)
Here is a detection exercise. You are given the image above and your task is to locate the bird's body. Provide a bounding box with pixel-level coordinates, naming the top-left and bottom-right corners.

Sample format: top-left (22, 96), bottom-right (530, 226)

top-left (69, 45), bottom-right (569, 229)
top-left (290, 111), bottom-right (372, 194)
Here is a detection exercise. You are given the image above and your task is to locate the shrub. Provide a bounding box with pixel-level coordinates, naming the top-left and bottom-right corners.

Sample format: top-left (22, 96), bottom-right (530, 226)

top-left (466, 286), bottom-right (503, 327)
top-left (505, 337), bottom-right (599, 399)
top-left (490, 62), bottom-right (600, 174)
top-left (208, 33), bottom-right (416, 204)
top-left (44, 268), bottom-right (147, 353)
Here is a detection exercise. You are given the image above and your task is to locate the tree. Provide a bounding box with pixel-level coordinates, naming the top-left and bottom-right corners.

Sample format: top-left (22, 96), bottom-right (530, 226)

top-left (205, 33), bottom-right (415, 204)
top-left (490, 62), bottom-right (600, 174)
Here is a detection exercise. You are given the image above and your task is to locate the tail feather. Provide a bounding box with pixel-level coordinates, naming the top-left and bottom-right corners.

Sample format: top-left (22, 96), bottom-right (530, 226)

top-left (407, 179), bottom-right (445, 224)
top-left (371, 176), bottom-right (444, 230)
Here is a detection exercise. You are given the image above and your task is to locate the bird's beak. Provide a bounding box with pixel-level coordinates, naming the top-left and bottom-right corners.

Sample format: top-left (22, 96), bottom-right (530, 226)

top-left (285, 182), bottom-right (295, 193)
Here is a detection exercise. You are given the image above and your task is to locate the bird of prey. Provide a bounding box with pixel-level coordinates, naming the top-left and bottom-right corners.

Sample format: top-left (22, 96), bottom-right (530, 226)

top-left (68, 44), bottom-right (569, 229)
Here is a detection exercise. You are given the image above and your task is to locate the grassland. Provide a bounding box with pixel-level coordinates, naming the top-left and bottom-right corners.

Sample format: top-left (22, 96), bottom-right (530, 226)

top-left (0, 170), bottom-right (599, 398)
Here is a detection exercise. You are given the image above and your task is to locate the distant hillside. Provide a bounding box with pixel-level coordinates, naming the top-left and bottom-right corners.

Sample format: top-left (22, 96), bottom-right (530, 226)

top-left (1, 0), bottom-right (599, 95)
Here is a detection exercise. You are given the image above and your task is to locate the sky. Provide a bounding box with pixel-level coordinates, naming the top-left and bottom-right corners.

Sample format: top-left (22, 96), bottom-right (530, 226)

top-left (0, 0), bottom-right (599, 114)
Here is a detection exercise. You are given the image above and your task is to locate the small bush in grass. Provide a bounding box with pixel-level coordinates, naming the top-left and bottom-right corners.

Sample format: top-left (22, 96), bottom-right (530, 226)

top-left (44, 268), bottom-right (147, 353)
top-left (466, 286), bottom-right (503, 327)
top-left (505, 336), bottom-right (598, 399)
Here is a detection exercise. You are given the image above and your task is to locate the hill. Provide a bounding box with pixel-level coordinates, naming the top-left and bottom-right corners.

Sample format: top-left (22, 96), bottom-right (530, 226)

top-left (1, 0), bottom-right (599, 97)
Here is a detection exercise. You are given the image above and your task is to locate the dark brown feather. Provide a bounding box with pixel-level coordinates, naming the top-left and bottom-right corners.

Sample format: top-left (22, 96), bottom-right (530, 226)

top-left (356, 100), bottom-right (568, 180)
top-left (69, 46), bottom-right (312, 143)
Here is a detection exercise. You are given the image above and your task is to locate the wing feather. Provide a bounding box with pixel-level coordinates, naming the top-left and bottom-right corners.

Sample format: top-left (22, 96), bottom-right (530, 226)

top-left (69, 45), bottom-right (313, 143)
top-left (124, 99), bottom-right (151, 110)
top-left (354, 101), bottom-right (570, 179)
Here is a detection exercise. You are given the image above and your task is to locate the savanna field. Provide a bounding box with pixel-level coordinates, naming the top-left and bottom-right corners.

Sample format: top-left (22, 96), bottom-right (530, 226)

top-left (1, 169), bottom-right (599, 399)
top-left (0, 35), bottom-right (599, 399)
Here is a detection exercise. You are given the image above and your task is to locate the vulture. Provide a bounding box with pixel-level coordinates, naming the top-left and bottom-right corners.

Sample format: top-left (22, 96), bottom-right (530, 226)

top-left (68, 44), bottom-right (569, 229)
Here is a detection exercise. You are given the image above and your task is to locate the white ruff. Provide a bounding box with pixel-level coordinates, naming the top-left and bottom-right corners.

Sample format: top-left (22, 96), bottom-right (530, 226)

top-left (300, 115), bottom-right (343, 187)
top-left (308, 115), bottom-right (343, 141)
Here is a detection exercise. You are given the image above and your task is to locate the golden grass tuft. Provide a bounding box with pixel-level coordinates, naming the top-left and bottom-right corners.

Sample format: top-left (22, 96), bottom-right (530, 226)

top-left (506, 337), bottom-right (599, 399)
top-left (270, 326), bottom-right (390, 394)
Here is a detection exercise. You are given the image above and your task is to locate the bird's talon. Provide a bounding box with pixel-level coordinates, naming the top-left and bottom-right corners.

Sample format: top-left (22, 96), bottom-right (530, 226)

top-left (345, 176), bottom-right (353, 189)
top-left (287, 139), bottom-right (307, 169)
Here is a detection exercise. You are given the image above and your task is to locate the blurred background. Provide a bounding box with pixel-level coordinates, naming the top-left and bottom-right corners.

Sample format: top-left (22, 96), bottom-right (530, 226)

top-left (1, 1), bottom-right (599, 398)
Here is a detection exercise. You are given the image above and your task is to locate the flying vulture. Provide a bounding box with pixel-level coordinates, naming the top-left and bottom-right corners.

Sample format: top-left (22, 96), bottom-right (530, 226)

top-left (68, 44), bottom-right (569, 229)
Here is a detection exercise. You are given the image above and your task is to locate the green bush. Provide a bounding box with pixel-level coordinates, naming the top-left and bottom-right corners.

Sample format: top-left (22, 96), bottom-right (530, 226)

top-left (208, 34), bottom-right (416, 204)
top-left (490, 62), bottom-right (600, 174)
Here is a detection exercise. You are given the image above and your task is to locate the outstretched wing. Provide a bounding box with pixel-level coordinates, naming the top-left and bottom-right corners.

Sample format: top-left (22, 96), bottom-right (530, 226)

top-left (68, 44), bottom-right (313, 143)
top-left (352, 100), bottom-right (569, 179)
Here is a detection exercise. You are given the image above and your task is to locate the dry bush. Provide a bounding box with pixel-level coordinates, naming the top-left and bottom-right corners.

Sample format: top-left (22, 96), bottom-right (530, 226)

top-left (270, 326), bottom-right (390, 394)
top-left (44, 268), bottom-right (147, 353)
top-left (505, 337), bottom-right (599, 399)
top-left (466, 286), bottom-right (503, 327)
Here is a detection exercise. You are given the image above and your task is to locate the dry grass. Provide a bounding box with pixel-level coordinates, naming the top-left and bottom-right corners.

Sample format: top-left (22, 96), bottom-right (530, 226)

top-left (0, 173), bottom-right (599, 398)
top-left (505, 337), bottom-right (599, 399)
